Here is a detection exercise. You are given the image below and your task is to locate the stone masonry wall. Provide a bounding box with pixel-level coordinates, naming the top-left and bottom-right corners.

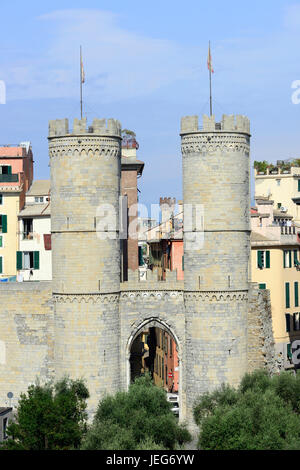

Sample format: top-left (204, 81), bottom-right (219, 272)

top-left (0, 282), bottom-right (53, 408)
top-left (248, 283), bottom-right (277, 374)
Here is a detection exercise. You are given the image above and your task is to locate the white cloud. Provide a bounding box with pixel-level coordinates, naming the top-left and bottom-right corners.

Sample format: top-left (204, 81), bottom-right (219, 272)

top-left (1, 9), bottom-right (198, 102)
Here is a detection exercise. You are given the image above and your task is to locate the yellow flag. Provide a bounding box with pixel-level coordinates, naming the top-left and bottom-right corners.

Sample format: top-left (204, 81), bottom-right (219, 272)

top-left (207, 43), bottom-right (214, 73)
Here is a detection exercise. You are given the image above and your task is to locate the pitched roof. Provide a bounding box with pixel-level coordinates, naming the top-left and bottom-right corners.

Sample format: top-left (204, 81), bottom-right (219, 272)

top-left (27, 180), bottom-right (50, 196)
top-left (19, 203), bottom-right (51, 217)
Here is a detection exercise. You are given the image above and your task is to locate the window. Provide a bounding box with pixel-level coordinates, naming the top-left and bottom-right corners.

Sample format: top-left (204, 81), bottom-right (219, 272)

top-left (276, 180), bottom-right (281, 186)
top-left (170, 338), bottom-right (173, 357)
top-left (0, 166), bottom-right (11, 175)
top-left (257, 250), bottom-right (270, 269)
top-left (277, 202), bottom-right (281, 208)
top-left (182, 255), bottom-right (184, 271)
top-left (283, 250), bottom-right (293, 268)
top-left (16, 251), bottom-right (39, 270)
top-left (3, 417), bottom-right (8, 440)
top-left (0, 256), bottom-right (2, 274)
top-left (0, 194), bottom-right (3, 205)
top-left (298, 180), bottom-right (300, 192)
top-left (286, 283), bottom-right (290, 308)
top-left (295, 282), bottom-right (299, 307)
top-left (0, 236), bottom-right (3, 248)
top-left (294, 313), bottom-right (300, 331)
top-left (259, 283), bottom-right (266, 290)
top-left (286, 314), bottom-right (291, 332)
top-left (0, 215), bottom-right (7, 233)
top-left (23, 218), bottom-right (33, 240)
top-left (165, 366), bottom-right (168, 385)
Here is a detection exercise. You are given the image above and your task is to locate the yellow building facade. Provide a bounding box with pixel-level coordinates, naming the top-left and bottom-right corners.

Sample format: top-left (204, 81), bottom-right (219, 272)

top-left (251, 198), bottom-right (300, 368)
top-left (255, 166), bottom-right (300, 223)
top-left (0, 191), bottom-right (21, 277)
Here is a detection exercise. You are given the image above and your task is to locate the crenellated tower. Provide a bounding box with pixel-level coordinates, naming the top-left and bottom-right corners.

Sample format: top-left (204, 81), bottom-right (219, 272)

top-left (181, 114), bottom-right (251, 424)
top-left (48, 117), bottom-right (122, 414)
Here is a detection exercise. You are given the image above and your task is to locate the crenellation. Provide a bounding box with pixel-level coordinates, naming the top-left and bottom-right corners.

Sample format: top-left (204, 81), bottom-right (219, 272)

top-left (48, 117), bottom-right (122, 138)
top-left (180, 113), bottom-right (250, 134)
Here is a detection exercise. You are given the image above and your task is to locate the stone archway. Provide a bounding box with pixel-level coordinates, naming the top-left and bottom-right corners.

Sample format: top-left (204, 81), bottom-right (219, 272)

top-left (125, 317), bottom-right (184, 421)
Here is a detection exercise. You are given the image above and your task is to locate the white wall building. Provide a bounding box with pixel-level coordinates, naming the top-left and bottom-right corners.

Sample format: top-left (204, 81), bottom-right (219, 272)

top-left (17, 180), bottom-right (51, 281)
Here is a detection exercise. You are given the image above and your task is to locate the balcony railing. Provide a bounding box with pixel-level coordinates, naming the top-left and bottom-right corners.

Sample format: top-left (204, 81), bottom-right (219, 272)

top-left (0, 174), bottom-right (19, 183)
top-left (281, 226), bottom-right (296, 235)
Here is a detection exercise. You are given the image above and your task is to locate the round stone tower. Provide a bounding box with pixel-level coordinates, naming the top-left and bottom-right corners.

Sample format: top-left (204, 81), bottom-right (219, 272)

top-left (48, 117), bottom-right (122, 414)
top-left (180, 114), bottom-right (251, 424)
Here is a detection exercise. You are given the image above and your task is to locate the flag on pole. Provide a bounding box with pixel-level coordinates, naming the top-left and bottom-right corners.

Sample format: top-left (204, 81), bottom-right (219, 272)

top-left (207, 43), bottom-right (214, 73)
top-left (81, 49), bottom-right (85, 83)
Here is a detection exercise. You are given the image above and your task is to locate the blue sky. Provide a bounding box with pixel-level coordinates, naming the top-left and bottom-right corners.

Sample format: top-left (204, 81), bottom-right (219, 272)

top-left (0, 0), bottom-right (300, 208)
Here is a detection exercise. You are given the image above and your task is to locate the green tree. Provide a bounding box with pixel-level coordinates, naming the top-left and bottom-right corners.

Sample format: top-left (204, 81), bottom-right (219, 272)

top-left (1, 377), bottom-right (89, 450)
top-left (81, 374), bottom-right (191, 450)
top-left (194, 370), bottom-right (300, 450)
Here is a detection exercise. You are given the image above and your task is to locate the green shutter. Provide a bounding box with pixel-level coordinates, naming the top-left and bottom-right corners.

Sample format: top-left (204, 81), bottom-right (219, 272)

top-left (0, 236), bottom-right (2, 247)
top-left (285, 282), bottom-right (290, 308)
top-left (257, 250), bottom-right (263, 269)
top-left (266, 251), bottom-right (270, 268)
top-left (7, 166), bottom-right (12, 175)
top-left (259, 283), bottom-right (266, 290)
top-left (0, 257), bottom-right (2, 274)
top-left (285, 314), bottom-right (291, 332)
top-left (287, 343), bottom-right (292, 359)
top-left (2, 215), bottom-right (7, 233)
top-left (298, 180), bottom-right (300, 192)
top-left (16, 251), bottom-right (22, 270)
top-left (295, 282), bottom-right (299, 307)
top-left (289, 250), bottom-right (292, 268)
top-left (182, 255), bottom-right (184, 271)
top-left (283, 250), bottom-right (286, 268)
top-left (294, 250), bottom-right (298, 266)
top-left (33, 251), bottom-right (39, 270)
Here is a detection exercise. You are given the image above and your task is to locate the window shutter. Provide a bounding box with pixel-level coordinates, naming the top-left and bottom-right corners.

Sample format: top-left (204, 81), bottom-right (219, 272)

top-left (259, 283), bottom-right (266, 290)
top-left (33, 251), bottom-right (39, 270)
top-left (7, 166), bottom-right (12, 175)
top-left (298, 180), bottom-right (300, 192)
top-left (0, 257), bottom-right (2, 274)
top-left (285, 314), bottom-right (291, 332)
top-left (182, 255), bottom-right (184, 271)
top-left (266, 251), bottom-right (270, 268)
top-left (2, 215), bottom-right (7, 233)
top-left (287, 343), bottom-right (292, 359)
top-left (0, 236), bottom-right (2, 247)
top-left (16, 251), bottom-right (23, 270)
top-left (285, 283), bottom-right (290, 308)
top-left (295, 282), bottom-right (299, 307)
top-left (283, 250), bottom-right (286, 268)
top-left (294, 250), bottom-right (298, 265)
top-left (289, 250), bottom-right (292, 268)
top-left (257, 251), bottom-right (263, 269)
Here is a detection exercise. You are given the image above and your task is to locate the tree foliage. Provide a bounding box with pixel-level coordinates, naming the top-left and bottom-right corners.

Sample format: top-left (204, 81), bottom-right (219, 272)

top-left (81, 374), bottom-right (191, 450)
top-left (1, 377), bottom-right (89, 450)
top-left (194, 370), bottom-right (300, 450)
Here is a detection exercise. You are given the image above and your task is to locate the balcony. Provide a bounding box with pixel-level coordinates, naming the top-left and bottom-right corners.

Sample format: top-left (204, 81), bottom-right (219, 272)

top-left (281, 226), bottom-right (296, 235)
top-left (0, 174), bottom-right (19, 183)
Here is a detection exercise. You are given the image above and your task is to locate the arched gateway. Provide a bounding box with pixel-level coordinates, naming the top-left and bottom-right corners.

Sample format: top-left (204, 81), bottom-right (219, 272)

top-left (126, 317), bottom-right (183, 418)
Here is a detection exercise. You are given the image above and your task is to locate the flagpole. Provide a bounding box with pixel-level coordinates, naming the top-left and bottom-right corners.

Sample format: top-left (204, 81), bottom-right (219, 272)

top-left (80, 45), bottom-right (83, 120)
top-left (209, 41), bottom-right (212, 117)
